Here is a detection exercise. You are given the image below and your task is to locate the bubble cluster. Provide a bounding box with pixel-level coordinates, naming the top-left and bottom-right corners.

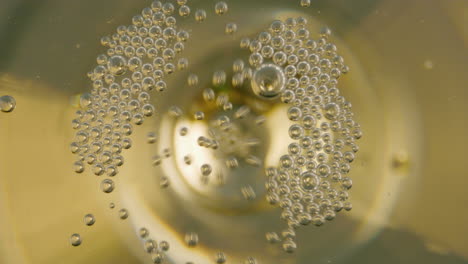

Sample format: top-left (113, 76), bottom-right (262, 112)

top-left (246, 19), bottom-right (361, 252)
top-left (68, 0), bottom-right (362, 261)
top-left (71, 1), bottom-right (191, 180)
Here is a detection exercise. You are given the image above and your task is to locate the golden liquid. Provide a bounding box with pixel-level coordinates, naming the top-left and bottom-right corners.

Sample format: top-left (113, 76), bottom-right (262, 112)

top-left (0, 0), bottom-right (467, 263)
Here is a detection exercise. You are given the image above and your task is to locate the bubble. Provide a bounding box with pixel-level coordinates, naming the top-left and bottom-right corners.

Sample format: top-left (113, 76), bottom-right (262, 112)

top-left (225, 23), bottom-right (238, 35)
top-left (344, 202), bottom-right (353, 211)
top-left (0, 95), bottom-right (16, 113)
top-left (119, 208), bottom-right (129, 220)
top-left (139, 227), bottom-right (149, 238)
top-left (184, 155), bottom-right (192, 165)
top-left (287, 107), bottom-right (302, 121)
top-left (187, 73), bottom-right (199, 87)
top-left (270, 20), bottom-right (285, 34)
top-left (317, 164), bottom-right (331, 177)
top-left (249, 53), bottom-right (264, 67)
top-left (70, 233), bottom-right (82, 247)
top-left (144, 239), bottom-right (156, 253)
top-left (251, 64), bottom-right (286, 99)
top-left (160, 175), bottom-right (170, 188)
top-left (178, 5), bottom-right (190, 17)
top-left (266, 232), bottom-right (280, 243)
top-left (215, 252), bottom-right (226, 264)
top-left (201, 164), bottom-right (212, 176)
top-left (282, 238), bottom-right (297, 253)
top-left (324, 102), bottom-right (341, 120)
top-left (240, 37), bottom-right (251, 49)
top-left (212, 71), bottom-right (227, 87)
top-left (194, 9), bottom-right (207, 22)
top-left (152, 154), bottom-right (163, 166)
top-left (100, 179), bottom-right (115, 193)
top-left (193, 111), bottom-right (205, 120)
top-left (142, 104), bottom-right (155, 117)
top-left (159, 240), bottom-right (170, 251)
top-left (185, 232), bottom-right (199, 247)
top-left (288, 124), bottom-right (304, 139)
top-left (241, 185), bottom-right (257, 201)
top-left (179, 127), bottom-right (188, 136)
top-left (200, 89), bottom-right (215, 103)
top-left (107, 55), bottom-right (127, 75)
top-left (312, 215), bottom-right (325, 226)
top-left (214, 2), bottom-right (228, 15)
top-left (84, 214), bottom-right (96, 226)
top-left (301, 172), bottom-right (319, 191)
top-left (74, 161), bottom-right (85, 173)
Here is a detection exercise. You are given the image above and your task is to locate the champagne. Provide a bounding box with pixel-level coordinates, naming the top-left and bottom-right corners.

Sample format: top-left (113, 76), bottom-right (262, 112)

top-left (0, 0), bottom-right (466, 263)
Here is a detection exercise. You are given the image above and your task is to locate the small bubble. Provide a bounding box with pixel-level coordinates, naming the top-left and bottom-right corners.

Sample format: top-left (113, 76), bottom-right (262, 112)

top-left (240, 38), bottom-right (251, 49)
top-left (179, 127), bottom-right (188, 136)
top-left (108, 55), bottom-right (127, 75)
top-left (424, 60), bottom-right (434, 70)
top-left (282, 238), bottom-right (297, 253)
top-left (234, 105), bottom-right (250, 119)
top-left (289, 124), bottom-right (304, 139)
top-left (215, 252), bottom-right (227, 264)
top-left (178, 5), bottom-right (191, 17)
top-left (270, 20), bottom-right (285, 34)
top-left (245, 257), bottom-right (258, 264)
top-left (70, 233), bottom-right (82, 247)
top-left (301, 172), bottom-right (319, 191)
top-left (193, 111), bottom-right (205, 120)
top-left (195, 9), bottom-right (207, 22)
top-left (187, 73), bottom-right (199, 87)
top-left (324, 103), bottom-right (341, 120)
top-left (245, 155), bottom-right (261, 167)
top-left (79, 93), bottom-right (92, 109)
top-left (224, 157), bottom-right (238, 169)
top-left (109, 202), bottom-right (115, 209)
top-left (185, 232), bottom-right (199, 247)
top-left (241, 185), bottom-right (257, 201)
top-left (300, 0), bottom-right (311, 7)
top-left (147, 132), bottom-right (158, 144)
top-left (225, 23), bottom-right (238, 35)
top-left (184, 155), bottom-right (192, 165)
top-left (168, 105), bottom-right (183, 118)
top-left (212, 71), bottom-right (227, 87)
top-left (0, 95), bottom-right (16, 113)
top-left (201, 164), bottom-right (212, 176)
top-left (266, 232), bottom-right (280, 243)
top-left (255, 115), bottom-right (266, 126)
top-left (233, 59), bottom-right (245, 72)
top-left (214, 2), bottom-right (228, 15)
top-left (160, 175), bottom-right (170, 188)
top-left (344, 202), bottom-right (353, 211)
top-left (142, 104), bottom-right (155, 117)
top-left (176, 0), bottom-right (187, 6)
top-left (84, 214), bottom-right (96, 226)
top-left (119, 208), bottom-right (129, 220)
top-left (101, 179), bottom-right (115, 193)
top-left (251, 64), bottom-right (286, 99)
top-left (139, 227), bottom-right (149, 238)
top-left (203, 88), bottom-right (216, 102)
top-left (153, 155), bottom-right (162, 166)
top-left (159, 240), bottom-right (170, 251)
top-left (144, 239), bottom-right (156, 253)
top-left (74, 161), bottom-right (85, 173)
